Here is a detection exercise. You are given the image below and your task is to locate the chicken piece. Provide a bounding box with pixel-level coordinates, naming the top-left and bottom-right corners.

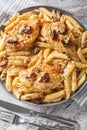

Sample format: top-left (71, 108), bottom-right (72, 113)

top-left (19, 64), bottom-right (64, 94)
top-left (41, 22), bottom-right (66, 44)
top-left (41, 22), bottom-right (66, 52)
top-left (5, 16), bottom-right (40, 50)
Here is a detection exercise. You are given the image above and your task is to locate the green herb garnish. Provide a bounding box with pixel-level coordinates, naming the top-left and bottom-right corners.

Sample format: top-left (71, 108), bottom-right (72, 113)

top-left (36, 69), bottom-right (40, 73)
top-left (17, 31), bottom-right (23, 35)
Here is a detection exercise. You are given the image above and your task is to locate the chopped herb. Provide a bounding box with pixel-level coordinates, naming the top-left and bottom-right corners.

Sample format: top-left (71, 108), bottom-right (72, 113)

top-left (17, 31), bottom-right (23, 35)
top-left (36, 69), bottom-right (40, 73)
top-left (63, 35), bottom-right (70, 47)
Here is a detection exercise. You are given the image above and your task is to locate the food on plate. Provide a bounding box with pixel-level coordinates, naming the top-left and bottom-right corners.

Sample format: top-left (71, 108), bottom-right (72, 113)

top-left (0, 7), bottom-right (87, 104)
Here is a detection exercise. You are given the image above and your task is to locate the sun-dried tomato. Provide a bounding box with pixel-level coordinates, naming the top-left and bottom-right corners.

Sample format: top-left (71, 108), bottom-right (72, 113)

top-left (39, 73), bottom-right (50, 83)
top-left (50, 30), bottom-right (57, 40)
top-left (28, 72), bottom-right (37, 85)
top-left (7, 39), bottom-right (18, 44)
top-left (23, 26), bottom-right (33, 34)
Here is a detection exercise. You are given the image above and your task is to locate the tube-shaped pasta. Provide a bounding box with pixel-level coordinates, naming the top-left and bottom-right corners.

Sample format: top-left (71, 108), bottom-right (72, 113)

top-left (64, 76), bottom-right (72, 99)
top-left (45, 51), bottom-right (69, 63)
top-left (6, 73), bottom-right (12, 91)
top-left (77, 48), bottom-right (87, 63)
top-left (4, 13), bottom-right (19, 26)
top-left (64, 61), bottom-right (75, 77)
top-left (72, 68), bottom-right (77, 92)
top-left (43, 90), bottom-right (65, 103)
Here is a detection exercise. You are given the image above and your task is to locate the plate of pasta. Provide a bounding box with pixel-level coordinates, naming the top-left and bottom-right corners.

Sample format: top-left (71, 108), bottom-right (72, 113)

top-left (0, 6), bottom-right (87, 105)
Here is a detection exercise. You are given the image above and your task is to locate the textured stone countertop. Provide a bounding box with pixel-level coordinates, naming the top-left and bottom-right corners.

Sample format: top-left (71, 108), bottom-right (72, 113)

top-left (0, 0), bottom-right (87, 130)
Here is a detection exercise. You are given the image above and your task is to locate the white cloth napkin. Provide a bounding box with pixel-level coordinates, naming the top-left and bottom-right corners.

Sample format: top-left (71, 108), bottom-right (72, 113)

top-left (0, 0), bottom-right (40, 25)
top-left (7, 125), bottom-right (29, 130)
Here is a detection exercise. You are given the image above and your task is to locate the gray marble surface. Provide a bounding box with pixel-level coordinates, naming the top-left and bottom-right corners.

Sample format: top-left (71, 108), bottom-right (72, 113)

top-left (0, 0), bottom-right (87, 130)
top-left (35, 0), bottom-right (87, 8)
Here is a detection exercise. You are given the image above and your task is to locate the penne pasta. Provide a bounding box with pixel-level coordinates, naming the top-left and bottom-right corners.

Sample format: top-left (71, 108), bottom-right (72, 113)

top-left (81, 31), bottom-right (87, 48)
top-left (0, 50), bottom-right (7, 57)
top-left (64, 76), bottom-right (72, 99)
top-left (8, 60), bottom-right (27, 67)
top-left (77, 48), bottom-right (87, 63)
top-left (21, 93), bottom-right (42, 101)
top-left (36, 42), bottom-right (53, 48)
top-left (43, 48), bottom-right (51, 60)
top-left (8, 51), bottom-right (30, 56)
top-left (4, 13), bottom-right (19, 26)
top-left (65, 20), bottom-right (74, 30)
top-left (64, 15), bottom-right (84, 31)
top-left (75, 62), bottom-right (87, 68)
top-left (77, 69), bottom-right (86, 81)
top-left (39, 7), bottom-right (53, 18)
top-left (64, 61), bottom-right (75, 77)
top-left (6, 73), bottom-right (12, 91)
top-left (0, 34), bottom-right (7, 52)
top-left (5, 18), bottom-right (20, 32)
top-left (45, 51), bottom-right (69, 63)
top-left (77, 73), bottom-right (86, 89)
top-left (8, 56), bottom-right (29, 60)
top-left (43, 90), bottom-right (65, 103)
top-left (82, 48), bottom-right (87, 54)
top-left (72, 68), bottom-right (77, 92)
